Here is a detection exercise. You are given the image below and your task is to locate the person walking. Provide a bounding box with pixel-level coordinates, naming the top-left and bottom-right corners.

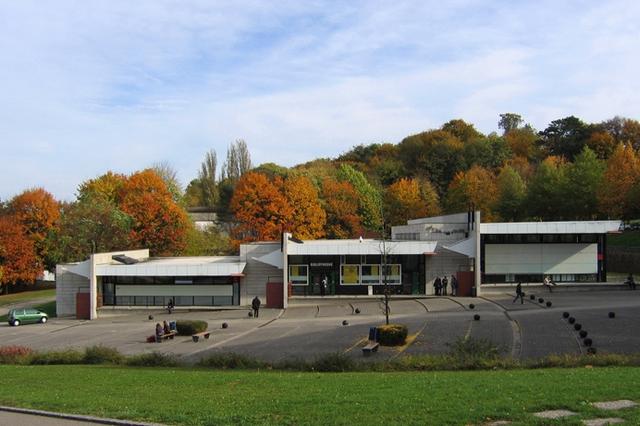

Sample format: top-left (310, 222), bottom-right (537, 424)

top-left (251, 296), bottom-right (261, 318)
top-left (513, 282), bottom-right (524, 304)
top-left (434, 276), bottom-right (442, 296)
top-left (442, 276), bottom-right (448, 296)
top-left (626, 273), bottom-right (636, 290)
top-left (450, 275), bottom-right (458, 296)
top-left (543, 276), bottom-right (553, 293)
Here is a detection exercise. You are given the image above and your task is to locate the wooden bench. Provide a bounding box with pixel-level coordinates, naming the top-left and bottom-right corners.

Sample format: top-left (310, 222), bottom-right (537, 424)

top-left (362, 340), bottom-right (380, 356)
top-left (192, 331), bottom-right (211, 342)
top-left (156, 331), bottom-right (177, 342)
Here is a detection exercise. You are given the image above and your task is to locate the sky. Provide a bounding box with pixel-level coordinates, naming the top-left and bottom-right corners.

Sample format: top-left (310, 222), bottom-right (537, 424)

top-left (1, 0), bottom-right (639, 201)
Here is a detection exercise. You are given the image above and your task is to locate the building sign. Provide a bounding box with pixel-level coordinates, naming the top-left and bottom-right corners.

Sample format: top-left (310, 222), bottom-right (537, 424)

top-left (310, 262), bottom-right (333, 267)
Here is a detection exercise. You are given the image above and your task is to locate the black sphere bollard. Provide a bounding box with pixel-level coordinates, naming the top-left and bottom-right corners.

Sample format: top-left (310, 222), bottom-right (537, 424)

top-left (546, 301), bottom-right (552, 307)
top-left (574, 323), bottom-right (582, 331)
top-left (579, 330), bottom-right (588, 338)
top-left (469, 303), bottom-right (475, 310)
top-left (248, 311), bottom-right (253, 317)
top-left (473, 314), bottom-right (480, 321)
top-left (355, 308), bottom-right (361, 314)
top-left (530, 294), bottom-right (535, 300)
top-left (148, 315), bottom-right (154, 320)
top-left (584, 338), bottom-right (593, 347)
top-left (222, 322), bottom-right (228, 329)
top-left (562, 312), bottom-right (570, 319)
top-left (342, 320), bottom-right (349, 326)
top-left (538, 298), bottom-right (544, 303)
top-left (568, 317), bottom-right (576, 324)
top-left (608, 312), bottom-right (616, 319)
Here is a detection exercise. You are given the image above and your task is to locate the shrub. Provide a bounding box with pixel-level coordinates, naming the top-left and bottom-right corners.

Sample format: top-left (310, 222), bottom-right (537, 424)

top-left (377, 324), bottom-right (408, 346)
top-left (197, 352), bottom-right (267, 369)
top-left (83, 345), bottom-right (124, 365)
top-left (30, 349), bottom-right (83, 365)
top-left (127, 352), bottom-right (180, 367)
top-left (448, 337), bottom-right (501, 365)
top-left (176, 320), bottom-right (208, 335)
top-left (0, 346), bottom-right (33, 364)
top-left (311, 352), bottom-right (355, 372)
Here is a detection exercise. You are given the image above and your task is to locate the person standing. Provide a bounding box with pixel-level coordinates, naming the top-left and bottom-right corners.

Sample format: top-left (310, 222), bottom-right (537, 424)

top-left (626, 273), bottom-right (636, 290)
top-left (434, 276), bottom-right (442, 296)
top-left (513, 282), bottom-right (524, 304)
top-left (251, 296), bottom-right (261, 318)
top-left (543, 276), bottom-right (553, 293)
top-left (450, 275), bottom-right (458, 296)
top-left (442, 276), bottom-right (448, 296)
top-left (320, 276), bottom-right (327, 296)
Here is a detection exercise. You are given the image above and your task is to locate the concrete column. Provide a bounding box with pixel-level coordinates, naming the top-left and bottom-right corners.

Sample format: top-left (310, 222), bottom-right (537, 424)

top-left (474, 210), bottom-right (482, 297)
top-left (89, 254), bottom-right (98, 319)
top-left (282, 232), bottom-right (290, 309)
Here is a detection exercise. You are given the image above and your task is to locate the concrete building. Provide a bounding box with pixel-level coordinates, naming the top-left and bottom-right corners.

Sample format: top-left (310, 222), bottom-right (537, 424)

top-left (56, 212), bottom-right (621, 319)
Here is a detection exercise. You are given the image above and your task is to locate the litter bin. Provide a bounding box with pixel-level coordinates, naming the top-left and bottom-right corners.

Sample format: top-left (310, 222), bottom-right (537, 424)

top-left (368, 326), bottom-right (379, 342)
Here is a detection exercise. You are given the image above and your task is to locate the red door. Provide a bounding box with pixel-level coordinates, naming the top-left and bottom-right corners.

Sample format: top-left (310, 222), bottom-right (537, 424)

top-left (456, 272), bottom-right (475, 297)
top-left (76, 293), bottom-right (90, 319)
top-left (266, 282), bottom-right (284, 308)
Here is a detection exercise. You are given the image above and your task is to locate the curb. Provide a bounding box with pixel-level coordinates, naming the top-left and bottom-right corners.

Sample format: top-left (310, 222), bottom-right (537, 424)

top-left (0, 405), bottom-right (164, 426)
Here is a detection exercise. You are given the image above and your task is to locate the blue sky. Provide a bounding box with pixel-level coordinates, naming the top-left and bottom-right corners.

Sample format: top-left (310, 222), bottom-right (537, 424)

top-left (1, 0), bottom-right (639, 200)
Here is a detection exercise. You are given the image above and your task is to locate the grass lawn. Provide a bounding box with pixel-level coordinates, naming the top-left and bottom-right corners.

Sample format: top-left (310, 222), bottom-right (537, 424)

top-left (0, 288), bottom-right (55, 307)
top-left (0, 365), bottom-right (639, 425)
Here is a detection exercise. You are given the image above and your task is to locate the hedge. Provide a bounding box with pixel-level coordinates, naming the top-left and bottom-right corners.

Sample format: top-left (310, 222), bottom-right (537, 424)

top-left (176, 320), bottom-right (208, 335)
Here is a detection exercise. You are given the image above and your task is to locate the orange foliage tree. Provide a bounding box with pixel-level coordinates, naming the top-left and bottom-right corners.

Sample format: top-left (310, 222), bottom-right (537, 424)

top-left (283, 175), bottom-right (326, 239)
top-left (230, 172), bottom-right (293, 244)
top-left (384, 178), bottom-right (440, 226)
top-left (7, 188), bottom-right (60, 269)
top-left (598, 144), bottom-right (640, 219)
top-left (321, 178), bottom-right (362, 239)
top-left (118, 169), bottom-right (191, 256)
top-left (0, 216), bottom-right (39, 292)
top-left (77, 171), bottom-right (127, 203)
top-left (445, 166), bottom-right (498, 220)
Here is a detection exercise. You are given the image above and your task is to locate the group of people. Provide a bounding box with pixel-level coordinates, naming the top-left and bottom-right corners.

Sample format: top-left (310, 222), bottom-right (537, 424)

top-left (155, 320), bottom-right (173, 340)
top-left (433, 275), bottom-right (458, 296)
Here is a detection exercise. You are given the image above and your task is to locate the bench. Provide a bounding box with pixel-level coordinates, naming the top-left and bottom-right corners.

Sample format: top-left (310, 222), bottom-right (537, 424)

top-left (155, 331), bottom-right (177, 342)
top-left (192, 331), bottom-right (211, 343)
top-left (362, 340), bottom-right (379, 356)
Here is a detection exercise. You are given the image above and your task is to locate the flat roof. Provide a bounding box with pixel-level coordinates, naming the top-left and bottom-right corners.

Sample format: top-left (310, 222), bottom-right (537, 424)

top-left (96, 256), bottom-right (246, 277)
top-left (480, 220), bottom-right (621, 235)
top-left (286, 239), bottom-right (438, 255)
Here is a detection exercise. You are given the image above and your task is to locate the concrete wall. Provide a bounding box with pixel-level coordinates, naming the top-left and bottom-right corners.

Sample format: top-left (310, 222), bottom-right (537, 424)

top-left (424, 247), bottom-right (472, 295)
top-left (55, 266), bottom-right (90, 317)
top-left (239, 242), bottom-right (282, 306)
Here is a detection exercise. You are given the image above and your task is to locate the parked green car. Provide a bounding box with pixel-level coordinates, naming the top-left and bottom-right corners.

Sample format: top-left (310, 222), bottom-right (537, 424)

top-left (8, 308), bottom-right (48, 326)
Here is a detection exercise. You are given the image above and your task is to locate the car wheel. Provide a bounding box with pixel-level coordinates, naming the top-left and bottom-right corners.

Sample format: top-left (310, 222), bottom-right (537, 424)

top-left (12, 319), bottom-right (20, 326)
top-left (40, 317), bottom-right (47, 324)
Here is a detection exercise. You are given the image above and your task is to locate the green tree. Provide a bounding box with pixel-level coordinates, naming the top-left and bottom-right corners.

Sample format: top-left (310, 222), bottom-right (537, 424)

top-left (198, 149), bottom-right (218, 208)
top-left (222, 139), bottom-right (252, 180)
top-left (463, 134), bottom-right (512, 170)
top-left (538, 116), bottom-right (591, 160)
top-left (442, 119), bottom-right (483, 142)
top-left (495, 165), bottom-right (527, 221)
top-left (524, 157), bottom-right (568, 220)
top-left (563, 147), bottom-right (604, 219)
top-left (337, 164), bottom-right (382, 231)
top-left (498, 113), bottom-right (524, 134)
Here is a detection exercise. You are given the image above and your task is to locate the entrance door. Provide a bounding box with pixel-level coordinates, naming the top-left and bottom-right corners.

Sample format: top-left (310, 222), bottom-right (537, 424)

top-left (310, 267), bottom-right (333, 296)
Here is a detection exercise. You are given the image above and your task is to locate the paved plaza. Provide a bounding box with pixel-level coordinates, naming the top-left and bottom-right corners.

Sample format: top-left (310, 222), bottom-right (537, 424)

top-left (2, 289), bottom-right (639, 363)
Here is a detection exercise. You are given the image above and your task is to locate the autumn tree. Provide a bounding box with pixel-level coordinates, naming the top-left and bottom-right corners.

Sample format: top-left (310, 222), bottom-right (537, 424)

top-left (321, 178), bottom-right (362, 239)
top-left (77, 171), bottom-right (127, 203)
top-left (283, 175), bottom-right (326, 239)
top-left (442, 119), bottom-right (483, 142)
top-left (505, 127), bottom-right (539, 161)
top-left (384, 178), bottom-right (440, 226)
top-left (462, 134), bottom-right (511, 170)
top-left (0, 216), bottom-right (39, 293)
top-left (151, 161), bottom-right (183, 203)
top-left (445, 166), bottom-right (498, 220)
top-left (7, 188), bottom-right (60, 270)
top-left (116, 169), bottom-right (191, 256)
top-left (498, 113), bottom-right (524, 134)
top-left (230, 172), bottom-right (293, 244)
top-left (586, 131), bottom-right (616, 159)
top-left (495, 165), bottom-right (527, 221)
top-left (598, 144), bottom-right (640, 219)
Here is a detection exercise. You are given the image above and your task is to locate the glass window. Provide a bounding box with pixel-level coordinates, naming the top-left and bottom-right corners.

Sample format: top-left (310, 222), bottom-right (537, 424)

top-left (289, 265), bottom-right (309, 285)
top-left (194, 296), bottom-right (213, 306)
top-left (361, 265), bottom-right (380, 284)
top-left (382, 264), bottom-right (401, 284)
top-left (341, 265), bottom-right (360, 285)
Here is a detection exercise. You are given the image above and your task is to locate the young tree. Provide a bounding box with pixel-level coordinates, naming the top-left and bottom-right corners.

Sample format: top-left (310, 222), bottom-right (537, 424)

top-left (321, 178), bottom-right (362, 239)
top-left (283, 175), bottom-right (326, 239)
top-left (222, 139), bottom-right (252, 180)
top-left (505, 127), bottom-right (539, 161)
top-left (495, 165), bottom-right (527, 221)
top-left (198, 149), bottom-right (218, 208)
top-left (77, 171), bottom-right (127, 203)
top-left (0, 216), bottom-right (39, 293)
top-left (586, 131), bottom-right (616, 160)
top-left (7, 188), bottom-right (60, 270)
top-left (151, 161), bottom-right (183, 203)
top-left (498, 113), bottom-right (524, 134)
top-left (230, 172), bottom-right (293, 244)
top-left (442, 119), bottom-right (483, 142)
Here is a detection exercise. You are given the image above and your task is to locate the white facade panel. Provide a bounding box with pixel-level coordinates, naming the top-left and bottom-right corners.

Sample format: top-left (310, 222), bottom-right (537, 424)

top-left (480, 221), bottom-right (621, 235)
top-left (116, 285), bottom-right (233, 297)
top-left (485, 244), bottom-right (597, 274)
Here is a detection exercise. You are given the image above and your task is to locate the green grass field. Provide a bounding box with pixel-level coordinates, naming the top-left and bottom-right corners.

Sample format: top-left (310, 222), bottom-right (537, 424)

top-left (0, 365), bottom-right (639, 425)
top-left (0, 288), bottom-right (55, 307)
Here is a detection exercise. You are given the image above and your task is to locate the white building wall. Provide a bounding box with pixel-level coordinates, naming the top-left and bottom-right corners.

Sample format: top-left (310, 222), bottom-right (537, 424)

top-left (485, 243), bottom-right (598, 274)
top-left (424, 247), bottom-right (472, 295)
top-left (55, 266), bottom-right (89, 317)
top-left (239, 243), bottom-right (282, 305)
